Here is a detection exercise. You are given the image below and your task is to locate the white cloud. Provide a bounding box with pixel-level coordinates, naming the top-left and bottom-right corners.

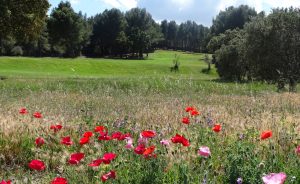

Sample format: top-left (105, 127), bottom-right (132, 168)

top-left (70, 0), bottom-right (80, 5)
top-left (217, 0), bottom-right (300, 13)
top-left (101, 0), bottom-right (138, 10)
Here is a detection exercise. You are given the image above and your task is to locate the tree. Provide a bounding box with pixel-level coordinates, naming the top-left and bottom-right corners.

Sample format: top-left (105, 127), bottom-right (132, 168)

top-left (0, 0), bottom-right (49, 41)
top-left (214, 29), bottom-right (248, 81)
top-left (125, 8), bottom-right (158, 58)
top-left (211, 5), bottom-right (257, 35)
top-left (244, 8), bottom-right (300, 91)
top-left (90, 9), bottom-right (127, 57)
top-left (48, 1), bottom-right (86, 57)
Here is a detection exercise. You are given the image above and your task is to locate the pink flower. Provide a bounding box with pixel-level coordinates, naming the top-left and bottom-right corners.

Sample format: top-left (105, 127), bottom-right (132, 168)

top-left (101, 170), bottom-right (116, 182)
top-left (296, 145), bottom-right (300, 154)
top-left (160, 139), bottom-right (170, 146)
top-left (262, 173), bottom-right (287, 184)
top-left (198, 146), bottom-right (211, 157)
top-left (125, 137), bottom-right (134, 149)
top-left (0, 180), bottom-right (11, 184)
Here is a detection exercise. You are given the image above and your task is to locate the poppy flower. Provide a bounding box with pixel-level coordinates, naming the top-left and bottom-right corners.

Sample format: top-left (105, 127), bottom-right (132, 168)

top-left (61, 136), bottom-right (73, 146)
top-left (33, 112), bottom-right (42, 118)
top-left (51, 177), bottom-right (68, 184)
top-left (101, 170), bottom-right (116, 182)
top-left (185, 106), bottom-right (195, 112)
top-left (112, 132), bottom-right (131, 141)
top-left (190, 110), bottom-right (200, 116)
top-left (212, 124), bottom-right (221, 133)
top-left (143, 145), bottom-right (155, 156)
top-left (83, 131), bottom-right (93, 138)
top-left (262, 172), bottom-right (286, 184)
top-left (119, 133), bottom-right (131, 141)
top-left (160, 139), bottom-right (170, 146)
top-left (171, 134), bottom-right (190, 147)
top-left (125, 137), bottom-right (134, 149)
top-left (198, 146), bottom-right (211, 157)
top-left (0, 180), bottom-right (11, 184)
top-left (19, 108), bottom-right (28, 115)
top-left (141, 130), bottom-right (156, 138)
top-left (68, 153), bottom-right (85, 165)
top-left (98, 133), bottom-right (111, 141)
top-left (28, 159), bottom-right (45, 171)
top-left (50, 124), bottom-right (63, 133)
top-left (35, 137), bottom-right (45, 147)
top-left (94, 126), bottom-right (107, 134)
top-left (182, 117), bottom-right (190, 124)
top-left (80, 137), bottom-right (90, 145)
top-left (102, 153), bottom-right (117, 164)
top-left (261, 130), bottom-right (272, 140)
top-left (88, 158), bottom-right (103, 167)
top-left (134, 144), bottom-right (146, 155)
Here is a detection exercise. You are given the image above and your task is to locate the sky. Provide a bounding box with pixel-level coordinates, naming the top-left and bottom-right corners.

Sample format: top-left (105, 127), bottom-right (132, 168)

top-left (48, 0), bottom-right (300, 26)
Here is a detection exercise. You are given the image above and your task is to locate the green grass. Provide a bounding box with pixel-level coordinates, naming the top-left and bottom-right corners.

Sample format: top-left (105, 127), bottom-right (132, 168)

top-left (0, 50), bottom-right (215, 79)
top-left (0, 50), bottom-right (299, 183)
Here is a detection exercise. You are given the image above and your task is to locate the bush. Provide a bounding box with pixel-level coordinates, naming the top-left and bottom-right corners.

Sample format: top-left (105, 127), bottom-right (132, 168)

top-left (11, 46), bottom-right (23, 56)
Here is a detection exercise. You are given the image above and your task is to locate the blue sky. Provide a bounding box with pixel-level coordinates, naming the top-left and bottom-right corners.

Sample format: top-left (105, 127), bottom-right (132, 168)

top-left (48, 0), bottom-right (300, 26)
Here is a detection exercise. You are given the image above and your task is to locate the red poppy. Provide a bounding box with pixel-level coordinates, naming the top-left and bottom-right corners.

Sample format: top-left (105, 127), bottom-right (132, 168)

top-left (35, 137), bottom-right (45, 147)
top-left (182, 117), bottom-right (190, 124)
top-left (88, 158), bottom-right (103, 167)
top-left (28, 159), bottom-right (45, 171)
top-left (119, 133), bottom-right (131, 140)
top-left (79, 137), bottom-right (90, 145)
top-left (143, 145), bottom-right (155, 156)
top-left (33, 112), bottom-right (42, 118)
top-left (212, 124), bottom-right (221, 133)
top-left (83, 131), bottom-right (93, 138)
top-left (50, 124), bottom-right (63, 133)
top-left (134, 144), bottom-right (146, 155)
top-left (141, 130), bottom-right (156, 138)
top-left (261, 130), bottom-right (272, 140)
top-left (61, 136), bottom-right (73, 146)
top-left (68, 153), bottom-right (85, 165)
top-left (171, 134), bottom-right (190, 147)
top-left (185, 106), bottom-right (195, 112)
top-left (19, 108), bottom-right (28, 115)
top-left (111, 132), bottom-right (122, 140)
top-left (102, 153), bottom-right (116, 164)
top-left (101, 170), bottom-right (116, 182)
top-left (190, 110), bottom-right (200, 116)
top-left (94, 126), bottom-right (107, 133)
top-left (98, 131), bottom-right (111, 141)
top-left (0, 180), bottom-right (11, 184)
top-left (51, 177), bottom-right (68, 184)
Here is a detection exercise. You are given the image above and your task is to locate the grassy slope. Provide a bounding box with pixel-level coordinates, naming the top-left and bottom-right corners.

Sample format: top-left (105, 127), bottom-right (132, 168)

top-left (0, 50), bottom-right (214, 79)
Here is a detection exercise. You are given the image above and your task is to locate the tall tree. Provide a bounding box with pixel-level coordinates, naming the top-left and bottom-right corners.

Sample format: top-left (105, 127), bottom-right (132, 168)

top-left (90, 9), bottom-right (127, 57)
top-left (125, 8), bottom-right (158, 58)
top-left (48, 1), bottom-right (86, 57)
top-left (211, 5), bottom-right (257, 35)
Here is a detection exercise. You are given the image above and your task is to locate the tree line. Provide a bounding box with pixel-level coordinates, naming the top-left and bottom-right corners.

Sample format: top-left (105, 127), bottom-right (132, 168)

top-left (0, 1), bottom-right (210, 58)
top-left (208, 6), bottom-right (300, 91)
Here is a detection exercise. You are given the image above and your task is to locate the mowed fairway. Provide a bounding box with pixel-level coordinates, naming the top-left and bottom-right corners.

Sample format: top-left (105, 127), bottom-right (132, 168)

top-left (0, 50), bottom-right (214, 78)
top-left (0, 50), bottom-right (299, 183)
